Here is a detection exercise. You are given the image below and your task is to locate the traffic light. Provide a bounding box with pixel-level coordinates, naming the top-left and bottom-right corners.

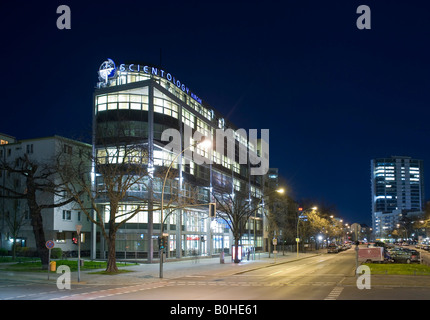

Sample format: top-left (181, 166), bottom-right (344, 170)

top-left (209, 203), bottom-right (216, 218)
top-left (163, 236), bottom-right (168, 249)
top-left (158, 235), bottom-right (168, 250)
top-left (72, 237), bottom-right (78, 245)
top-left (158, 236), bottom-right (164, 250)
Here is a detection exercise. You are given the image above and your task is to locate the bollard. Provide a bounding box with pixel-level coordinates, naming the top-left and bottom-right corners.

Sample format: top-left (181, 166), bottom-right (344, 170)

top-left (50, 261), bottom-right (56, 272)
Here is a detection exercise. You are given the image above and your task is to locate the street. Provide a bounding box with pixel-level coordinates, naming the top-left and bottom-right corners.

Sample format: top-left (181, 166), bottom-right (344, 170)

top-left (1, 248), bottom-right (430, 301)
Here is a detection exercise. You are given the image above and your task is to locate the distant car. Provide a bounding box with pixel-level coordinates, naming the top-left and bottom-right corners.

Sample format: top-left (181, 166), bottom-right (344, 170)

top-left (327, 243), bottom-right (339, 253)
top-left (422, 243), bottom-right (430, 251)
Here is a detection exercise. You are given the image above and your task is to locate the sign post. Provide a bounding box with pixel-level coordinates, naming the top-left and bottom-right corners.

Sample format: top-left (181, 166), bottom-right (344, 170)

top-left (76, 225), bottom-right (82, 282)
top-left (45, 240), bottom-right (55, 280)
top-left (272, 238), bottom-right (278, 263)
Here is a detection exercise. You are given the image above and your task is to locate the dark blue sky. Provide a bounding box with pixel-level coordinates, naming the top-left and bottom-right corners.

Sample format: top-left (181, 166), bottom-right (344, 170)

top-left (1, 1), bottom-right (429, 225)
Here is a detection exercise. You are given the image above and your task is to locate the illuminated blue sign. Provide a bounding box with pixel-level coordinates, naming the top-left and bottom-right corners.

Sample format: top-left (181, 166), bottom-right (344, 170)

top-left (117, 63), bottom-right (203, 104)
top-left (98, 58), bottom-right (116, 84)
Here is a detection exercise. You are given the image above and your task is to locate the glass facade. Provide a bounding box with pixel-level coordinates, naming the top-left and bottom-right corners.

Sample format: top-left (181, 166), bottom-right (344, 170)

top-left (371, 156), bottom-right (424, 238)
top-left (93, 61), bottom-right (264, 261)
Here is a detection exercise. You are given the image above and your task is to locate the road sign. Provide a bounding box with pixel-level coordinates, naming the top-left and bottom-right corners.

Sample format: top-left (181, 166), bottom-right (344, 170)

top-left (45, 240), bottom-right (55, 249)
top-left (76, 224), bottom-right (82, 235)
top-left (46, 240), bottom-right (55, 280)
top-left (272, 238), bottom-right (277, 246)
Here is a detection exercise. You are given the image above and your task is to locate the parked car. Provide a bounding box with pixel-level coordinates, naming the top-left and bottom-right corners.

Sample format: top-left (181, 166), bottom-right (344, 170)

top-left (389, 250), bottom-right (413, 264)
top-left (403, 249), bottom-right (420, 262)
top-left (327, 243), bottom-right (339, 253)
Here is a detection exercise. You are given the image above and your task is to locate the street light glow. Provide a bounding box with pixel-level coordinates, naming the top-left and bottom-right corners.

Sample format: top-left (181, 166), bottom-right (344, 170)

top-left (198, 139), bottom-right (212, 148)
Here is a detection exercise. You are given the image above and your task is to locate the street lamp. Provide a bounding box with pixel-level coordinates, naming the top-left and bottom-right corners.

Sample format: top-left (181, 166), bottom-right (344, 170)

top-left (253, 187), bottom-right (284, 260)
top-left (296, 206), bottom-right (317, 257)
top-left (159, 138), bottom-right (211, 278)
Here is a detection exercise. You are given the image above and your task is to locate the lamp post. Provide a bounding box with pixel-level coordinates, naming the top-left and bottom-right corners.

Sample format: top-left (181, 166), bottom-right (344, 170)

top-left (253, 187), bottom-right (284, 260)
top-left (296, 206), bottom-right (317, 257)
top-left (159, 139), bottom-right (211, 279)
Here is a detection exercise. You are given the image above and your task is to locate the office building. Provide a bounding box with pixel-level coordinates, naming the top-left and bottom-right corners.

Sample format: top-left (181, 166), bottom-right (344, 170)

top-left (371, 156), bottom-right (424, 239)
top-left (93, 59), bottom-right (265, 261)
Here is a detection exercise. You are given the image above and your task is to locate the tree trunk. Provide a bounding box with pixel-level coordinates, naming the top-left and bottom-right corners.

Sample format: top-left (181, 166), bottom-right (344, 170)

top-left (12, 240), bottom-right (16, 261)
top-left (29, 207), bottom-right (49, 269)
top-left (106, 226), bottom-right (118, 273)
top-left (234, 237), bottom-right (240, 263)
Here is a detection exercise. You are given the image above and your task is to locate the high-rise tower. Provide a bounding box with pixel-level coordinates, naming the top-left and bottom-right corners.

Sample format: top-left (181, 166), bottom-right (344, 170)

top-left (371, 156), bottom-right (424, 239)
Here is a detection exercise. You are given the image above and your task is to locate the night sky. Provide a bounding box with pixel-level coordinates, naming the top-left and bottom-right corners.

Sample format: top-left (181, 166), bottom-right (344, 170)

top-left (1, 1), bottom-right (429, 226)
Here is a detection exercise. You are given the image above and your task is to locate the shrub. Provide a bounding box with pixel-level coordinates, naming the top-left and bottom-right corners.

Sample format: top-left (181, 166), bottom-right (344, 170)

top-left (51, 248), bottom-right (63, 259)
top-left (16, 247), bottom-right (38, 257)
top-left (0, 248), bottom-right (8, 256)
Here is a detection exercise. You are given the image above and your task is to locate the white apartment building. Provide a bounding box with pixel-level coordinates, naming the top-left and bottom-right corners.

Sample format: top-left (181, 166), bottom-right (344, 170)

top-left (0, 135), bottom-right (92, 256)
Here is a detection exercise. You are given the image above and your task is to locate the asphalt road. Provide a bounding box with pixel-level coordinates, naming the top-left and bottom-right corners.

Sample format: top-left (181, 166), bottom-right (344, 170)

top-left (89, 248), bottom-right (356, 300)
top-left (2, 248), bottom-right (430, 301)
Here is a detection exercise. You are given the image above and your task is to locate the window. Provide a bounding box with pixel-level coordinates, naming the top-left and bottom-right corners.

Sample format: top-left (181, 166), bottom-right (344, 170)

top-left (196, 118), bottom-right (212, 138)
top-left (63, 145), bottom-right (72, 155)
top-left (62, 210), bottom-right (71, 221)
top-left (96, 89), bottom-right (149, 113)
top-left (56, 232), bottom-right (66, 243)
top-left (234, 178), bottom-right (241, 191)
top-left (213, 150), bottom-right (222, 165)
top-left (222, 155), bottom-right (231, 169)
top-left (154, 88), bottom-right (179, 118)
top-left (218, 118), bottom-right (225, 129)
top-left (26, 144), bottom-right (33, 154)
top-left (182, 109), bottom-right (195, 129)
top-left (233, 162), bottom-right (240, 174)
top-left (196, 141), bottom-right (210, 160)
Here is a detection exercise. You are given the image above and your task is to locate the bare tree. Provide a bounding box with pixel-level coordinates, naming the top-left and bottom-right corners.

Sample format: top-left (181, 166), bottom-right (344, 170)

top-left (4, 200), bottom-right (28, 260)
top-left (212, 191), bottom-right (260, 263)
top-left (267, 194), bottom-right (297, 255)
top-left (0, 153), bottom-right (76, 269)
top-left (59, 138), bottom-right (200, 273)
